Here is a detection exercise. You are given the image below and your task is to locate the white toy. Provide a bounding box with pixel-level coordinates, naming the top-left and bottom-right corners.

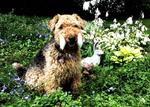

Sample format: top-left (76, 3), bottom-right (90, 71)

top-left (81, 42), bottom-right (104, 67)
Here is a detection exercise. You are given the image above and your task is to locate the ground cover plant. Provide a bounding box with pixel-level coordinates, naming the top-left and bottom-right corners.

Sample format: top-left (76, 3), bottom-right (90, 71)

top-left (0, 13), bottom-right (150, 107)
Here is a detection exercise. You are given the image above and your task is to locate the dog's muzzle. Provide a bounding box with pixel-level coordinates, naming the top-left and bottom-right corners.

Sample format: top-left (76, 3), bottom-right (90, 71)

top-left (68, 37), bottom-right (76, 47)
top-left (59, 33), bottom-right (83, 50)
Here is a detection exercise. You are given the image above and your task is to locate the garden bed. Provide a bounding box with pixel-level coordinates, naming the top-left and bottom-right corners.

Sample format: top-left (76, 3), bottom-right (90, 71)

top-left (0, 13), bottom-right (150, 106)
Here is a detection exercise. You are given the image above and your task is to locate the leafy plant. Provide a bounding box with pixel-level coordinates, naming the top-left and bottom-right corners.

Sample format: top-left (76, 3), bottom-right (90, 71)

top-left (83, 16), bottom-right (150, 65)
top-left (111, 46), bottom-right (143, 64)
top-left (0, 13), bottom-right (150, 107)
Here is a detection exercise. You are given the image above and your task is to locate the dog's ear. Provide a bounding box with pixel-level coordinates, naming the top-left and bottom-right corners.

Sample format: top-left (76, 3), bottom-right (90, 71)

top-left (72, 14), bottom-right (84, 29)
top-left (48, 14), bottom-right (60, 32)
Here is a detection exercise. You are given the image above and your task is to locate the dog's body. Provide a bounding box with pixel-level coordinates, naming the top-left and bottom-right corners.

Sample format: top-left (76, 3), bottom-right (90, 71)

top-left (13, 14), bottom-right (84, 93)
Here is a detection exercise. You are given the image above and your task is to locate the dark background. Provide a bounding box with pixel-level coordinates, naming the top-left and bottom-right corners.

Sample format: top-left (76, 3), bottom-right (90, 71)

top-left (0, 0), bottom-right (89, 18)
top-left (0, 0), bottom-right (150, 20)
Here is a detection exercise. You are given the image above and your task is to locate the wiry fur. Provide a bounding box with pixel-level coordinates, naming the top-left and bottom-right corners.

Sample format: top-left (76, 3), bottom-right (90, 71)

top-left (12, 14), bottom-right (84, 93)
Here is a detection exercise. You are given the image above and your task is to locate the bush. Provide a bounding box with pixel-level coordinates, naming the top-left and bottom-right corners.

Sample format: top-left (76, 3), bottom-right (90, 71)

top-left (83, 16), bottom-right (150, 65)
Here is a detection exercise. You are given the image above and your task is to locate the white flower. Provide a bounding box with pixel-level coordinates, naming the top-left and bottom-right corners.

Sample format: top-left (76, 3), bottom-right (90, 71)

top-left (125, 28), bottom-right (130, 36)
top-left (133, 49), bottom-right (140, 54)
top-left (1, 85), bottom-right (7, 92)
top-left (141, 25), bottom-right (147, 32)
top-left (144, 36), bottom-right (150, 43)
top-left (135, 20), bottom-right (140, 24)
top-left (90, 31), bottom-right (95, 39)
top-left (138, 23), bottom-right (143, 28)
top-left (91, 0), bottom-right (97, 6)
top-left (141, 11), bottom-right (144, 19)
top-left (104, 28), bottom-right (109, 32)
top-left (122, 22), bottom-right (127, 28)
top-left (83, 1), bottom-right (90, 11)
top-left (90, 30), bottom-right (95, 36)
top-left (95, 8), bottom-right (101, 18)
top-left (136, 31), bottom-right (142, 38)
top-left (141, 36), bottom-right (150, 45)
top-left (24, 95), bottom-right (30, 100)
top-left (113, 19), bottom-right (117, 23)
top-left (97, 0), bottom-right (100, 3)
top-left (108, 32), bottom-right (115, 37)
top-left (97, 18), bottom-right (103, 27)
top-left (126, 17), bottom-right (133, 25)
top-left (111, 45), bottom-right (116, 50)
top-left (120, 33), bottom-right (125, 39)
top-left (108, 86), bottom-right (115, 92)
top-left (141, 41), bottom-right (146, 45)
top-left (105, 11), bottom-right (109, 17)
top-left (110, 23), bottom-right (118, 29)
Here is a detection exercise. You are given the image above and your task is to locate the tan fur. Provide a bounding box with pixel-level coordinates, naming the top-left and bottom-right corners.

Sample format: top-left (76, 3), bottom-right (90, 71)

top-left (14, 14), bottom-right (84, 93)
top-left (48, 14), bottom-right (84, 46)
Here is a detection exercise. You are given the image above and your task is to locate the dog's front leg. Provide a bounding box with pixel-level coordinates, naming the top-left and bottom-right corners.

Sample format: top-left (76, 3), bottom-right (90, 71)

top-left (71, 75), bottom-right (81, 94)
top-left (44, 79), bottom-right (60, 93)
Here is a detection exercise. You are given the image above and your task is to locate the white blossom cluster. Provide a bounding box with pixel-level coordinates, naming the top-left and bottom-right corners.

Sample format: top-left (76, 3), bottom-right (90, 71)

top-left (83, 0), bottom-right (100, 11)
top-left (83, 16), bottom-right (150, 53)
top-left (82, 0), bottom-right (125, 18)
top-left (83, 0), bottom-right (108, 19)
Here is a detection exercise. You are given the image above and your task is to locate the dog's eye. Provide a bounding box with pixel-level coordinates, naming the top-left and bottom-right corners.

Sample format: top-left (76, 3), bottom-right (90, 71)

top-left (80, 26), bottom-right (84, 30)
top-left (59, 25), bottom-right (63, 29)
top-left (73, 25), bottom-right (79, 28)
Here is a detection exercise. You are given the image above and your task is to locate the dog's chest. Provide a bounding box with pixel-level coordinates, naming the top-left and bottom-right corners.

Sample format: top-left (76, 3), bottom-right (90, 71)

top-left (57, 59), bottom-right (81, 83)
top-left (57, 53), bottom-right (81, 74)
top-left (44, 44), bottom-right (81, 77)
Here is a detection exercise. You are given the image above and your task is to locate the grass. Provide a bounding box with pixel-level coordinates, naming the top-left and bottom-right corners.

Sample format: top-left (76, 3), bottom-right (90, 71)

top-left (143, 19), bottom-right (150, 34)
top-left (0, 13), bottom-right (150, 106)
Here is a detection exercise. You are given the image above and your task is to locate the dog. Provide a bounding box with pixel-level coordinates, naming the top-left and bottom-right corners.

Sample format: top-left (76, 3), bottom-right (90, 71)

top-left (12, 14), bottom-right (84, 94)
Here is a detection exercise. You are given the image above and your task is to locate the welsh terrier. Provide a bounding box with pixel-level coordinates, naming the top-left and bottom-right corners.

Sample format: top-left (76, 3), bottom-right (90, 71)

top-left (13, 14), bottom-right (84, 93)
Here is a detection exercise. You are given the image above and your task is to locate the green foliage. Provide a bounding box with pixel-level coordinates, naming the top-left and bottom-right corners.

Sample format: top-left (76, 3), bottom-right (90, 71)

top-left (83, 17), bottom-right (150, 65)
top-left (84, 17), bottom-right (150, 50)
top-left (0, 13), bottom-right (150, 106)
top-left (111, 46), bottom-right (143, 64)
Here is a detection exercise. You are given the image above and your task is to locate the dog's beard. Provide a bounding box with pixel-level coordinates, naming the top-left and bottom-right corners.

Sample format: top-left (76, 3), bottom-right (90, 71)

top-left (59, 33), bottom-right (83, 50)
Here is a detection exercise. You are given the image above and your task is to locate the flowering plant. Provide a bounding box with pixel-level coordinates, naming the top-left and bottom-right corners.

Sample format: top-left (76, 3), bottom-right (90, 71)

top-left (83, 16), bottom-right (150, 64)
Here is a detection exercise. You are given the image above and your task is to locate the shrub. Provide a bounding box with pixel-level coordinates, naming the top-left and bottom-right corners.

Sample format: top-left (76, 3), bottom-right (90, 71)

top-left (83, 16), bottom-right (150, 65)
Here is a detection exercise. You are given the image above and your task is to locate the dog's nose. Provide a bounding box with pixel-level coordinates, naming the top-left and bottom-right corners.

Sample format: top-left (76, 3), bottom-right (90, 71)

top-left (69, 37), bottom-right (76, 46)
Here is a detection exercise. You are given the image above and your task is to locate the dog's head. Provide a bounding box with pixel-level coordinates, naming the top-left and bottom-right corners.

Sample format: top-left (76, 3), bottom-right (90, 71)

top-left (48, 14), bottom-right (84, 50)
